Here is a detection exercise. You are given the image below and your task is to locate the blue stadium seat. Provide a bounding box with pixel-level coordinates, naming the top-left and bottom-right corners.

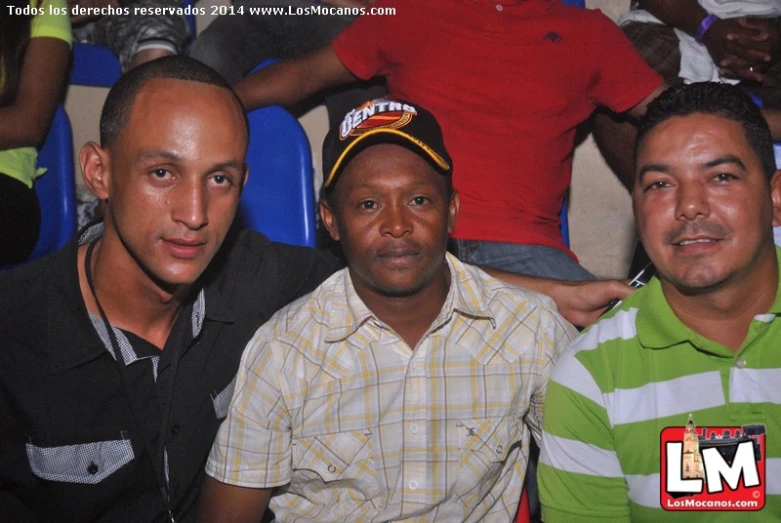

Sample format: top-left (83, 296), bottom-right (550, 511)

top-left (31, 105), bottom-right (78, 260)
top-left (240, 104), bottom-right (316, 248)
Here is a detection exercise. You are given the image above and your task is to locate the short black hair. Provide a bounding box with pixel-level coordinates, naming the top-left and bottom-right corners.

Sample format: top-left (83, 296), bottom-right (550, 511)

top-left (635, 82), bottom-right (776, 180)
top-left (99, 56), bottom-right (249, 147)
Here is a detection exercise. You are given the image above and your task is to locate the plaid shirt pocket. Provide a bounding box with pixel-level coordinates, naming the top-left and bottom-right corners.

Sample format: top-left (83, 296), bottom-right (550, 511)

top-left (454, 416), bottom-right (522, 505)
top-left (292, 430), bottom-right (380, 508)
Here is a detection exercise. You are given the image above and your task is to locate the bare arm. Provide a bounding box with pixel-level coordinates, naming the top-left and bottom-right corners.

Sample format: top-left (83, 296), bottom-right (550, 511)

top-left (197, 476), bottom-right (273, 523)
top-left (639, 0), bottom-right (708, 36)
top-left (234, 44), bottom-right (359, 112)
top-left (479, 266), bottom-right (634, 328)
top-left (0, 37), bottom-right (70, 150)
top-left (640, 0), bottom-right (775, 82)
top-left (625, 81), bottom-right (669, 119)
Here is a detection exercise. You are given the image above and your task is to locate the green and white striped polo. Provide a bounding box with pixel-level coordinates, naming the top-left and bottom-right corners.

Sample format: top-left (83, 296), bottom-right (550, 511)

top-left (539, 248), bottom-right (781, 522)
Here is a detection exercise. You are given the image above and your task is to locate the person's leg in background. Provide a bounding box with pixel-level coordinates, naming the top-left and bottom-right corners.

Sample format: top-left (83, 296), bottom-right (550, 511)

top-left (452, 240), bottom-right (595, 281)
top-left (189, 0), bottom-right (354, 83)
top-left (71, 0), bottom-right (190, 71)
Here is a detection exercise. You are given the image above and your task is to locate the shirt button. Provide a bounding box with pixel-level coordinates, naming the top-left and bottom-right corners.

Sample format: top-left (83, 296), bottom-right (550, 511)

top-left (495, 445), bottom-right (504, 455)
top-left (87, 462), bottom-right (99, 475)
top-left (496, 3), bottom-right (503, 11)
top-left (409, 423), bottom-right (419, 434)
top-left (170, 424), bottom-right (180, 435)
top-left (409, 479), bottom-right (419, 490)
top-left (327, 464), bottom-right (336, 473)
top-left (735, 358), bottom-right (747, 369)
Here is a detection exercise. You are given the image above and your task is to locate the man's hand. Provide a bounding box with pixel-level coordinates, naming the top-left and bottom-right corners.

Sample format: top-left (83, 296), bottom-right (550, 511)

top-left (68, 0), bottom-right (118, 25)
top-left (542, 279), bottom-right (635, 328)
top-left (478, 265), bottom-right (636, 328)
top-left (700, 16), bottom-right (780, 82)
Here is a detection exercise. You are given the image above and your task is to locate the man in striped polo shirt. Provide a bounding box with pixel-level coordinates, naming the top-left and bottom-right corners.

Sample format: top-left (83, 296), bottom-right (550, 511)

top-left (539, 82), bottom-right (781, 522)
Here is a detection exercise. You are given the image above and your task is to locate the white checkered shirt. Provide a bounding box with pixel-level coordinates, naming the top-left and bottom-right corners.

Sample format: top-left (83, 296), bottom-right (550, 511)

top-left (206, 254), bottom-right (575, 522)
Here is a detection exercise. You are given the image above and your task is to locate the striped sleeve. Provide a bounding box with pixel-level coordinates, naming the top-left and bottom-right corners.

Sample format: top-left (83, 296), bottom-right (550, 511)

top-left (538, 349), bottom-right (630, 522)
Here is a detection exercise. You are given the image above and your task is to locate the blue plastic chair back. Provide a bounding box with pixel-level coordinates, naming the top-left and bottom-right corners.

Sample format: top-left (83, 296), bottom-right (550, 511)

top-left (240, 105), bottom-right (316, 247)
top-left (70, 0), bottom-right (197, 87)
top-left (561, 0), bottom-right (585, 7)
top-left (560, 197), bottom-right (570, 248)
top-left (32, 105), bottom-right (78, 260)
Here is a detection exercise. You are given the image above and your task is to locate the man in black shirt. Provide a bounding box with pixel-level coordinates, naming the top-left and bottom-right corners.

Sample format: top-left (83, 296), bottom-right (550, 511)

top-left (0, 57), bottom-right (631, 522)
top-left (0, 57), bottom-right (340, 523)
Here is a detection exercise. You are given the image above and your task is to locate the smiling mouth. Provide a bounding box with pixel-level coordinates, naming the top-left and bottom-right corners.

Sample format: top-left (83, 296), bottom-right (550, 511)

top-left (675, 238), bottom-right (718, 246)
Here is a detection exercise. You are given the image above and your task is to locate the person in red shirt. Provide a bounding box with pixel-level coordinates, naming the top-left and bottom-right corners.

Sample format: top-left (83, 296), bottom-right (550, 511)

top-left (235, 0), bottom-right (665, 282)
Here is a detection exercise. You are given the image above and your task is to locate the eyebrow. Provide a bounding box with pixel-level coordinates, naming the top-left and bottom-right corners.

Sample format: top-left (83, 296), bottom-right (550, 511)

top-left (637, 155), bottom-right (748, 183)
top-left (135, 150), bottom-right (246, 172)
top-left (703, 155), bottom-right (747, 172)
top-left (637, 163), bottom-right (670, 183)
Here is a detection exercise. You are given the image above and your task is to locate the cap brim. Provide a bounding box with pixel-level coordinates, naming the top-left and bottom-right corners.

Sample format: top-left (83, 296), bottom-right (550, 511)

top-left (324, 128), bottom-right (451, 190)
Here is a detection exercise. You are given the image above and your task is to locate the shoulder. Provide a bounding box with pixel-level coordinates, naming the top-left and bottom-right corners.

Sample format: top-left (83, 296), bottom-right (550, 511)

top-left (0, 248), bottom-right (70, 318)
top-left (553, 291), bottom-right (645, 392)
top-left (0, 246), bottom-right (76, 352)
top-left (238, 269), bottom-right (348, 367)
top-left (459, 260), bottom-right (565, 321)
top-left (451, 259), bottom-right (575, 349)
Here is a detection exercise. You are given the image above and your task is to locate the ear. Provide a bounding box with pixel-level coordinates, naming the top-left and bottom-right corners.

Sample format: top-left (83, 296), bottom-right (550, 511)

top-left (447, 190), bottom-right (460, 235)
top-left (239, 163), bottom-right (249, 194)
top-left (80, 142), bottom-right (112, 201)
top-left (771, 169), bottom-right (781, 227)
top-left (319, 199), bottom-right (341, 242)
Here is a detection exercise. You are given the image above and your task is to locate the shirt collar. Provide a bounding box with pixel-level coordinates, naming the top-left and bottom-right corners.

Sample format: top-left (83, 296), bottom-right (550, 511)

top-left (48, 222), bottom-right (213, 372)
top-left (324, 253), bottom-right (495, 343)
top-left (636, 245), bottom-right (781, 350)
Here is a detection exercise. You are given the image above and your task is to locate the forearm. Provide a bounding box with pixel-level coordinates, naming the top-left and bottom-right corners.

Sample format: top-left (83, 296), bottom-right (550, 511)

top-left (640, 0), bottom-right (708, 37)
top-left (0, 38), bottom-right (70, 150)
top-left (197, 476), bottom-right (272, 523)
top-left (478, 265), bottom-right (634, 328)
top-left (234, 45), bottom-right (356, 112)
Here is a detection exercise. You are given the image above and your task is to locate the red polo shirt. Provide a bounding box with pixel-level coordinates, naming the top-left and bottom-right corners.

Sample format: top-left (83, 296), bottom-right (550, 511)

top-left (333, 0), bottom-right (662, 257)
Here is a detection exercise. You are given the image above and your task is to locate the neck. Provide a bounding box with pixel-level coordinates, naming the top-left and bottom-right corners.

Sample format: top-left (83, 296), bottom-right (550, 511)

top-left (352, 262), bottom-right (451, 349)
top-left (78, 234), bottom-right (189, 350)
top-left (662, 249), bottom-right (778, 352)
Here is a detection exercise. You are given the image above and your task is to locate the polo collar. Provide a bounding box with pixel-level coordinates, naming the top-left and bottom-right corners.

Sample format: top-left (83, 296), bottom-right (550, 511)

top-left (324, 253), bottom-right (495, 343)
top-left (636, 246), bottom-right (781, 350)
top-left (47, 222), bottom-right (221, 372)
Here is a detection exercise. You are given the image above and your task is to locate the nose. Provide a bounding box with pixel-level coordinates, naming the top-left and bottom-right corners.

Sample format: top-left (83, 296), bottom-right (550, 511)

top-left (171, 179), bottom-right (209, 230)
top-left (675, 180), bottom-right (710, 222)
top-left (380, 203), bottom-right (413, 238)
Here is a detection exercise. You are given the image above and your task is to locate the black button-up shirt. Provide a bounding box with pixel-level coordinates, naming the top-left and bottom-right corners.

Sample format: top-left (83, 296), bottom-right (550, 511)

top-left (0, 225), bottom-right (340, 522)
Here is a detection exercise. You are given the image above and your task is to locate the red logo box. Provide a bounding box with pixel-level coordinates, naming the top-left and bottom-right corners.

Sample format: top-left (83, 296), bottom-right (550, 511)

top-left (660, 416), bottom-right (765, 511)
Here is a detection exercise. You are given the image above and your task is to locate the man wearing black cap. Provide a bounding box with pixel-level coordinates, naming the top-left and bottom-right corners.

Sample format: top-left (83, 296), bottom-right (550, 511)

top-left (197, 99), bottom-right (576, 522)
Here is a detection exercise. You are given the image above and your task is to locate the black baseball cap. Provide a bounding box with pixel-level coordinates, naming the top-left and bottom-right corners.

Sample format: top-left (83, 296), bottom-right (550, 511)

top-left (322, 98), bottom-right (452, 193)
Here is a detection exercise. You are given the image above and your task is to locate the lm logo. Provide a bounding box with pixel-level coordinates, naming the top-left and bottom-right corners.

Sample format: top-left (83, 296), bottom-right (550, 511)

top-left (660, 415), bottom-right (765, 511)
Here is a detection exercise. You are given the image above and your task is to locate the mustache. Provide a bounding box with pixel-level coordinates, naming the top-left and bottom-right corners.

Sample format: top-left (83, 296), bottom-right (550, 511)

top-left (664, 222), bottom-right (729, 244)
